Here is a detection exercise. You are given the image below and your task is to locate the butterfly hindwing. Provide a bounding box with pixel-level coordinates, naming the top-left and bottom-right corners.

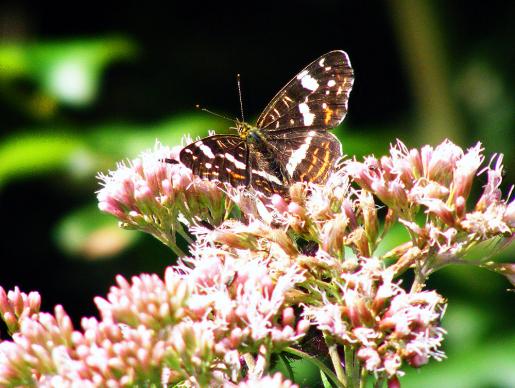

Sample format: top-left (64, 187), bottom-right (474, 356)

top-left (264, 130), bottom-right (342, 184)
top-left (247, 144), bottom-right (289, 195)
top-left (256, 50), bottom-right (354, 131)
top-left (179, 135), bottom-right (248, 187)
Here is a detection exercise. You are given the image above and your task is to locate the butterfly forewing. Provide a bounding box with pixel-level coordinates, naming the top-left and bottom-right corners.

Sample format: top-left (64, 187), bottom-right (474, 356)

top-left (179, 135), bottom-right (248, 187)
top-left (256, 50), bottom-right (354, 131)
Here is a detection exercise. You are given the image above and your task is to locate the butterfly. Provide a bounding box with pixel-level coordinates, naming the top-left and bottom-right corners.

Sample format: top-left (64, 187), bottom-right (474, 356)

top-left (178, 50), bottom-right (354, 195)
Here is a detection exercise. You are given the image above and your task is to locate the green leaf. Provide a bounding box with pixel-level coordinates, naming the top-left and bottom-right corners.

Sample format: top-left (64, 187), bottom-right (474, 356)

top-left (0, 132), bottom-right (84, 187)
top-left (320, 369), bottom-right (332, 388)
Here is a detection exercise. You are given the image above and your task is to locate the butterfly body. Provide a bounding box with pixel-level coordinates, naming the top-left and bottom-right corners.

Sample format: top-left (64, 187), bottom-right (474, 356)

top-left (179, 50), bottom-right (354, 195)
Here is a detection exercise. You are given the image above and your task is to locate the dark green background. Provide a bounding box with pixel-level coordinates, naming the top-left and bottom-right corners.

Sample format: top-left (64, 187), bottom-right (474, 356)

top-left (0, 1), bottom-right (513, 387)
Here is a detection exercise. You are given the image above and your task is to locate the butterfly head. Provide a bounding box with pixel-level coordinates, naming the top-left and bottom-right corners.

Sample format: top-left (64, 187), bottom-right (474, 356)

top-left (232, 119), bottom-right (254, 140)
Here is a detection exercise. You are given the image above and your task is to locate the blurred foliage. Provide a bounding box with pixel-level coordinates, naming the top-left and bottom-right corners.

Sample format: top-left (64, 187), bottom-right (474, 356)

top-left (0, 37), bottom-right (135, 115)
top-left (0, 2), bottom-right (513, 386)
top-left (0, 131), bottom-right (83, 186)
top-left (53, 204), bottom-right (140, 259)
top-left (403, 333), bottom-right (515, 388)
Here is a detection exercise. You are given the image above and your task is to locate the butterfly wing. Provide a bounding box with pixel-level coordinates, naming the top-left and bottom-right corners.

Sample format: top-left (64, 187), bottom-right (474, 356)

top-left (179, 135), bottom-right (249, 187)
top-left (264, 129), bottom-right (342, 184)
top-left (256, 50), bottom-right (354, 131)
top-left (247, 142), bottom-right (289, 195)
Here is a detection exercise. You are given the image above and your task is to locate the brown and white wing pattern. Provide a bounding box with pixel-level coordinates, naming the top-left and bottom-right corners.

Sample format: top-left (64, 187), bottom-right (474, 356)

top-left (179, 135), bottom-right (248, 188)
top-left (256, 50), bottom-right (354, 132)
top-left (178, 50), bottom-right (354, 195)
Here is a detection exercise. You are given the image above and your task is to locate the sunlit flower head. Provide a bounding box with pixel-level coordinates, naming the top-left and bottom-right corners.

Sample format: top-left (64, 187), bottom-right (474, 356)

top-left (303, 257), bottom-right (447, 378)
top-left (97, 141), bottom-right (232, 254)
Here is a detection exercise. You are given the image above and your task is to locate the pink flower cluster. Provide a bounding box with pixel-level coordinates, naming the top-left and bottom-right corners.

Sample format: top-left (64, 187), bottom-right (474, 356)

top-left (0, 287), bottom-right (41, 335)
top-left (303, 258), bottom-right (446, 377)
top-left (97, 142), bottom-right (231, 254)
top-left (345, 140), bottom-right (513, 276)
top-left (0, 138), bottom-right (512, 387)
top-left (0, 247), bottom-right (308, 386)
top-left (179, 224), bottom-right (309, 352)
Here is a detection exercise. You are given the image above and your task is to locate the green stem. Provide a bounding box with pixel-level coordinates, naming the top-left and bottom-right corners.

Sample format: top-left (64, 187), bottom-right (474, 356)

top-left (352, 351), bottom-right (361, 388)
top-left (161, 234), bottom-right (187, 257)
top-left (359, 368), bottom-right (367, 388)
top-left (283, 347), bottom-right (345, 388)
top-left (410, 269), bottom-right (427, 293)
top-left (344, 345), bottom-right (355, 387)
top-left (374, 376), bottom-right (385, 388)
top-left (310, 279), bottom-right (337, 295)
top-left (325, 334), bottom-right (346, 386)
top-left (148, 224), bottom-right (188, 257)
top-left (388, 0), bottom-right (464, 144)
top-left (176, 223), bottom-right (194, 244)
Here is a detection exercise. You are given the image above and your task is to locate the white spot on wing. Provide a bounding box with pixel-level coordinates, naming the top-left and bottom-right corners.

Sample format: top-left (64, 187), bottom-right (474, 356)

top-left (327, 79), bottom-right (336, 87)
top-left (286, 131), bottom-right (315, 177)
top-left (319, 58), bottom-right (325, 67)
top-left (296, 70), bottom-right (308, 80)
top-left (205, 162), bottom-right (212, 169)
top-left (197, 141), bottom-right (215, 159)
top-left (252, 169), bottom-right (283, 185)
top-left (301, 74), bottom-right (319, 91)
top-left (224, 152), bottom-right (246, 170)
top-left (298, 103), bottom-right (315, 126)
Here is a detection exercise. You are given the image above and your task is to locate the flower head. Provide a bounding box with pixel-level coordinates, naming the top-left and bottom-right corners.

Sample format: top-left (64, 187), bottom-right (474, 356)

top-left (303, 257), bottom-right (447, 378)
top-left (346, 139), bottom-right (514, 272)
top-left (97, 141), bottom-right (232, 254)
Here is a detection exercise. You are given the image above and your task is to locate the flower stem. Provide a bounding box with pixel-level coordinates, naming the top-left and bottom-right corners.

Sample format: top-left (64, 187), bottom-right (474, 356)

top-left (344, 345), bottom-right (355, 387)
top-left (283, 347), bottom-right (345, 388)
top-left (373, 376), bottom-right (385, 388)
top-left (326, 337), bottom-right (346, 386)
top-left (359, 367), bottom-right (367, 388)
top-left (164, 238), bottom-right (187, 257)
top-left (176, 223), bottom-right (194, 244)
top-left (410, 268), bottom-right (427, 293)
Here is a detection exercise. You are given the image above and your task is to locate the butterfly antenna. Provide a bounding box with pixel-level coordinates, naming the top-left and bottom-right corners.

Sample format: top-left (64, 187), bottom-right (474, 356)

top-left (195, 104), bottom-right (234, 122)
top-left (237, 73), bottom-right (245, 122)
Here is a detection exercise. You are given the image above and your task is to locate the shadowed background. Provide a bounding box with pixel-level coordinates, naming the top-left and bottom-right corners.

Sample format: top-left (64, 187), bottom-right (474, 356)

top-left (0, 1), bottom-right (513, 387)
